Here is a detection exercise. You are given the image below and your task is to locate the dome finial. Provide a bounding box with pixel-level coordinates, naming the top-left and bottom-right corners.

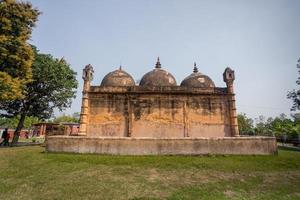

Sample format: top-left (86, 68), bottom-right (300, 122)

top-left (193, 62), bottom-right (198, 73)
top-left (155, 57), bottom-right (161, 68)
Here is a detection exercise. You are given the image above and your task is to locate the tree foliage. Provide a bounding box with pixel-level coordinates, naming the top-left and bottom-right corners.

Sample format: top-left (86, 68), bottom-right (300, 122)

top-left (0, 0), bottom-right (40, 100)
top-left (0, 46), bottom-right (78, 144)
top-left (287, 58), bottom-right (300, 111)
top-left (237, 113), bottom-right (254, 135)
top-left (238, 113), bottom-right (300, 140)
top-left (267, 114), bottom-right (299, 139)
top-left (0, 115), bottom-right (40, 129)
top-left (51, 113), bottom-right (80, 123)
top-left (254, 115), bottom-right (271, 135)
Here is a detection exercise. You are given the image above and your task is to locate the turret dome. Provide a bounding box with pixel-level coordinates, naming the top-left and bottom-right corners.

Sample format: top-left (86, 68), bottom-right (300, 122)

top-left (180, 63), bottom-right (215, 88)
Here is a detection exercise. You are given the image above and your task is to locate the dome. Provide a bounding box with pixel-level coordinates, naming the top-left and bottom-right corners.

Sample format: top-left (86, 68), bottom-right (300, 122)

top-left (180, 63), bottom-right (215, 88)
top-left (139, 58), bottom-right (177, 87)
top-left (101, 67), bottom-right (135, 87)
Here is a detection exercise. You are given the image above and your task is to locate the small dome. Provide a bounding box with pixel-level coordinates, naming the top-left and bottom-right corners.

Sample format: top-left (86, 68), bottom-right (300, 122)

top-left (139, 58), bottom-right (177, 87)
top-left (101, 67), bottom-right (135, 87)
top-left (181, 63), bottom-right (215, 88)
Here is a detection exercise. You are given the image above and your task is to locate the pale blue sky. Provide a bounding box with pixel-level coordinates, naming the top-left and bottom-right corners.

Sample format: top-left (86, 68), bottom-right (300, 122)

top-left (28, 0), bottom-right (300, 119)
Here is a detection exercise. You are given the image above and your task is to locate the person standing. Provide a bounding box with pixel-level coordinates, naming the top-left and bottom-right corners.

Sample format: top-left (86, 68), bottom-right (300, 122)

top-left (0, 128), bottom-right (9, 146)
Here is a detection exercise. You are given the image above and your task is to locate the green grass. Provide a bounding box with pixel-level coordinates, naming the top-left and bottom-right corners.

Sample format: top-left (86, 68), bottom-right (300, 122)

top-left (0, 146), bottom-right (299, 200)
top-left (17, 137), bottom-right (45, 143)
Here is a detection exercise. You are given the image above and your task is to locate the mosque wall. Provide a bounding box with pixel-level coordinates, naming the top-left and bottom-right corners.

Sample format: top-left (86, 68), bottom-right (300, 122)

top-left (130, 94), bottom-right (185, 138)
top-left (86, 91), bottom-right (231, 137)
top-left (87, 94), bottom-right (127, 137)
top-left (186, 96), bottom-right (231, 137)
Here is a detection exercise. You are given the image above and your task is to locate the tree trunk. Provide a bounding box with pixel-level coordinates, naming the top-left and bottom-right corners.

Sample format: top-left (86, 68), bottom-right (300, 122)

top-left (11, 113), bottom-right (26, 146)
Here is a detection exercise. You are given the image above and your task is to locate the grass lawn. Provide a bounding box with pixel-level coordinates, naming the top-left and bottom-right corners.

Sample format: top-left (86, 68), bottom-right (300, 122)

top-left (17, 137), bottom-right (45, 143)
top-left (0, 146), bottom-right (299, 200)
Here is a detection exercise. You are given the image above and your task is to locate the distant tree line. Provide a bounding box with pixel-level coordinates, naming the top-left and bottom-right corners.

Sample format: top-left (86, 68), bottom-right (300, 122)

top-left (238, 113), bottom-right (300, 141)
top-left (0, 112), bottom-right (80, 130)
top-left (0, 116), bottom-right (40, 129)
top-left (49, 112), bottom-right (80, 123)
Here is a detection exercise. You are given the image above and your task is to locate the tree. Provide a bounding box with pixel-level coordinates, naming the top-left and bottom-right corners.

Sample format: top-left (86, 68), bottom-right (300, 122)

top-left (255, 115), bottom-right (269, 135)
top-left (0, 46), bottom-right (78, 145)
top-left (72, 112), bottom-right (80, 120)
top-left (237, 113), bottom-right (254, 135)
top-left (291, 113), bottom-right (300, 123)
top-left (287, 58), bottom-right (300, 111)
top-left (0, 116), bottom-right (40, 129)
top-left (0, 0), bottom-right (40, 100)
top-left (269, 114), bottom-right (295, 138)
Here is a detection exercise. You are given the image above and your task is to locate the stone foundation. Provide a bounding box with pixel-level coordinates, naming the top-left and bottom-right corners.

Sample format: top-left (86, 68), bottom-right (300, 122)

top-left (46, 136), bottom-right (277, 155)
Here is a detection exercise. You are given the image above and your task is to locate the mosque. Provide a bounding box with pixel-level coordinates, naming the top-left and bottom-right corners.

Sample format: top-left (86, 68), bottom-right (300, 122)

top-left (46, 58), bottom-right (277, 155)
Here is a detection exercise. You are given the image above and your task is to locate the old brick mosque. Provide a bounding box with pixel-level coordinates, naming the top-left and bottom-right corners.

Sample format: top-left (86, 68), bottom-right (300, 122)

top-left (46, 58), bottom-right (277, 155)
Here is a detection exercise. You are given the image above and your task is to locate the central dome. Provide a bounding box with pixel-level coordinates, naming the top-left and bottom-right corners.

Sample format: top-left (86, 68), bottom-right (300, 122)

top-left (101, 67), bottom-right (135, 87)
top-left (139, 58), bottom-right (177, 87)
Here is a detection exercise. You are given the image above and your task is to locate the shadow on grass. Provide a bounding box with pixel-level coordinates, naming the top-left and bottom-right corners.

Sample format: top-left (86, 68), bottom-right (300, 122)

top-left (278, 145), bottom-right (300, 152)
top-left (0, 143), bottom-right (42, 149)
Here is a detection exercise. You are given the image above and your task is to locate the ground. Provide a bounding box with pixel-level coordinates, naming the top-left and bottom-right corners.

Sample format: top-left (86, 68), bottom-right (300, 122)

top-left (0, 146), bottom-right (299, 200)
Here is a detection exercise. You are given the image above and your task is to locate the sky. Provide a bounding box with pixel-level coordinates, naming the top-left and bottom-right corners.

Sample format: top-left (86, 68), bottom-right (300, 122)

top-left (27, 0), bottom-right (300, 120)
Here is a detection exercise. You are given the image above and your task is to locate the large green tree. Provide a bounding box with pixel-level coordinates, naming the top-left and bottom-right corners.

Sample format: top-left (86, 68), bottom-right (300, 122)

top-left (287, 58), bottom-right (300, 111)
top-left (0, 0), bottom-right (40, 101)
top-left (0, 46), bottom-right (78, 145)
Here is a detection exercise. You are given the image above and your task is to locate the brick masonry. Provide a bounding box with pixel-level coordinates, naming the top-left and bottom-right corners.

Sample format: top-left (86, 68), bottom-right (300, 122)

top-left (46, 136), bottom-right (278, 155)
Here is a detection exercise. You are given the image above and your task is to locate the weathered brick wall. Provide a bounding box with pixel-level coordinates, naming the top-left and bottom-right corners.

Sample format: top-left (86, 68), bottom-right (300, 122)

top-left (88, 94), bottom-right (127, 137)
top-left (87, 87), bottom-right (231, 137)
top-left (130, 94), bottom-right (185, 138)
top-left (187, 96), bottom-right (231, 137)
top-left (47, 136), bottom-right (278, 155)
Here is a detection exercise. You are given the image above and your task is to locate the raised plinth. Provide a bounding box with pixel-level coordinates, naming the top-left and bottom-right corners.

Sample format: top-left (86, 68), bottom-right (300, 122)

top-left (46, 136), bottom-right (277, 155)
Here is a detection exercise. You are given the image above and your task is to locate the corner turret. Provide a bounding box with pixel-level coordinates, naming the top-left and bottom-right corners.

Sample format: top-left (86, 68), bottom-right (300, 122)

top-left (223, 67), bottom-right (239, 137)
top-left (78, 64), bottom-right (94, 136)
top-left (82, 64), bottom-right (94, 91)
top-left (223, 67), bottom-right (235, 94)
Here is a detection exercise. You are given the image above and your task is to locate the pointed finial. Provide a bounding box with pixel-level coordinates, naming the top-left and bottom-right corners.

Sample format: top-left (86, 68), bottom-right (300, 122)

top-left (193, 62), bottom-right (198, 73)
top-left (119, 65), bottom-right (122, 70)
top-left (155, 57), bottom-right (161, 68)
